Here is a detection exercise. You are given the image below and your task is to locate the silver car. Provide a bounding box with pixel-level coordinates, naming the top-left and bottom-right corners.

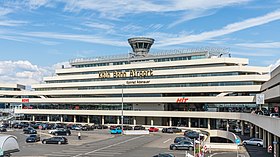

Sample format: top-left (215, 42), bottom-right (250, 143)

top-left (243, 138), bottom-right (263, 147)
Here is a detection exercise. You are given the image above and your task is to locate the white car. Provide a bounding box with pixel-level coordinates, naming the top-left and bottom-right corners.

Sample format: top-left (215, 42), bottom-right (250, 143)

top-left (48, 128), bottom-right (64, 134)
top-left (270, 113), bottom-right (279, 118)
top-left (243, 138), bottom-right (263, 147)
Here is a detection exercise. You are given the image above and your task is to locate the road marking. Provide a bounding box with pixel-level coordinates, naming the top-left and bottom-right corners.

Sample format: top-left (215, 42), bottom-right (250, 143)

top-left (163, 138), bottom-right (171, 143)
top-left (73, 135), bottom-right (145, 157)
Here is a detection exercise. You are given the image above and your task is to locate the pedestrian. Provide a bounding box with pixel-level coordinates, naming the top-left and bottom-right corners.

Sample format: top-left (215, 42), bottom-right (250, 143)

top-left (78, 132), bottom-right (81, 140)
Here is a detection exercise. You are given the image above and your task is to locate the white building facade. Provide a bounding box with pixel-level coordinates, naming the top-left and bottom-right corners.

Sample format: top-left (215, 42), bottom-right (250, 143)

top-left (0, 37), bottom-right (270, 127)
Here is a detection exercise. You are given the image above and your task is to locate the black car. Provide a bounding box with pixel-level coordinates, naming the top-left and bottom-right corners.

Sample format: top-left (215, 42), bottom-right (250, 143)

top-left (51, 129), bottom-right (71, 136)
top-left (42, 136), bottom-right (68, 144)
top-left (134, 125), bottom-right (145, 130)
top-left (170, 141), bottom-right (194, 150)
top-left (96, 125), bottom-right (108, 129)
top-left (162, 127), bottom-right (182, 133)
top-left (81, 125), bottom-right (92, 131)
top-left (26, 134), bottom-right (40, 143)
top-left (0, 127), bottom-right (7, 132)
top-left (174, 136), bottom-right (192, 143)
top-left (23, 127), bottom-right (37, 134)
top-left (153, 153), bottom-right (175, 157)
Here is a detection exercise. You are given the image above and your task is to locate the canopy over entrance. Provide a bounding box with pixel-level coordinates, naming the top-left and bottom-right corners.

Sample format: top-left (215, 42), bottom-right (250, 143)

top-left (0, 135), bottom-right (19, 156)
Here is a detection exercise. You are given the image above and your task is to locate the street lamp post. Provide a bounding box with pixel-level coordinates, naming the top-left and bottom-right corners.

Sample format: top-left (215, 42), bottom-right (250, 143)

top-left (121, 84), bottom-right (124, 135)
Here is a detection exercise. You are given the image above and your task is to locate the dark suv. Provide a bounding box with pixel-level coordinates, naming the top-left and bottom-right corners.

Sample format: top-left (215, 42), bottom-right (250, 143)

top-left (134, 125), bottom-right (145, 130)
top-left (23, 127), bottom-right (37, 134)
top-left (51, 129), bottom-right (71, 136)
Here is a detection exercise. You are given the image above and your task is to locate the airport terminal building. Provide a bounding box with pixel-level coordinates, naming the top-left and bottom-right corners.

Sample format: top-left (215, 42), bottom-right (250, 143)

top-left (0, 37), bottom-right (271, 127)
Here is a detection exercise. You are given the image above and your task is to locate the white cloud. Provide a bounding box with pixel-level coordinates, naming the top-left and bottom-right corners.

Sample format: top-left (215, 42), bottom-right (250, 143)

top-left (168, 10), bottom-right (216, 28)
top-left (62, 0), bottom-right (250, 18)
top-left (231, 51), bottom-right (275, 57)
top-left (0, 20), bottom-right (28, 26)
top-left (236, 42), bottom-right (280, 48)
top-left (0, 60), bottom-right (56, 85)
top-left (83, 22), bottom-right (114, 31)
top-left (20, 31), bottom-right (127, 46)
top-left (156, 10), bottom-right (280, 47)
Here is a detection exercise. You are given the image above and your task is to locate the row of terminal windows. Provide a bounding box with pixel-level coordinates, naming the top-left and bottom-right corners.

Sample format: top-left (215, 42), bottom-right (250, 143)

top-left (36, 81), bottom-right (259, 91)
top-left (73, 55), bottom-right (205, 68)
top-left (46, 72), bottom-right (240, 84)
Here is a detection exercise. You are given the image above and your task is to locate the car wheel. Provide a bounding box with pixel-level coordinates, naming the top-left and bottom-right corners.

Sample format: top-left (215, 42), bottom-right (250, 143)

top-left (58, 141), bottom-right (61, 145)
top-left (243, 142), bottom-right (247, 145)
top-left (43, 141), bottom-right (46, 144)
top-left (66, 133), bottom-right (69, 136)
top-left (189, 147), bottom-right (194, 151)
top-left (55, 133), bottom-right (58, 136)
top-left (257, 143), bottom-right (261, 147)
top-left (172, 146), bottom-right (177, 150)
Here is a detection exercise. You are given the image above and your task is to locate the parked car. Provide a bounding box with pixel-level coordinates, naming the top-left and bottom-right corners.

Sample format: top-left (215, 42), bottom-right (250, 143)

top-left (26, 134), bottom-right (40, 143)
top-left (23, 127), bottom-right (37, 134)
top-left (123, 125), bottom-right (133, 130)
top-left (174, 136), bottom-right (192, 143)
top-left (134, 125), bottom-right (145, 130)
top-left (184, 131), bottom-right (199, 139)
top-left (153, 153), bottom-right (175, 157)
top-left (234, 127), bottom-right (242, 133)
top-left (48, 128), bottom-right (64, 134)
top-left (148, 127), bottom-right (159, 132)
top-left (162, 127), bottom-right (182, 133)
top-left (81, 125), bottom-right (92, 131)
top-left (96, 125), bottom-right (108, 129)
top-left (51, 129), bottom-right (71, 136)
top-left (243, 138), bottom-right (263, 147)
top-left (0, 127), bottom-right (7, 132)
top-left (270, 113), bottom-right (279, 118)
top-left (42, 136), bottom-right (68, 145)
top-left (170, 141), bottom-right (194, 150)
top-left (109, 125), bottom-right (117, 130)
top-left (110, 128), bottom-right (122, 134)
top-left (71, 125), bottom-right (82, 130)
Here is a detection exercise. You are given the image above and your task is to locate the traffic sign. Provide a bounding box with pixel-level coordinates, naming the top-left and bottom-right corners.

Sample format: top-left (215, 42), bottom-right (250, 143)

top-left (235, 139), bottom-right (241, 144)
top-left (268, 145), bottom-right (272, 152)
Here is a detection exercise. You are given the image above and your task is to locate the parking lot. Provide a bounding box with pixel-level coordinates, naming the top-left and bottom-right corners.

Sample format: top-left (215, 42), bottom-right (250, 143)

top-left (0, 126), bottom-right (256, 157)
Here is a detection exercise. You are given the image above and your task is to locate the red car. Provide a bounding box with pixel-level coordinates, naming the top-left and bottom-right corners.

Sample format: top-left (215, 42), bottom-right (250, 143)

top-left (148, 127), bottom-right (159, 132)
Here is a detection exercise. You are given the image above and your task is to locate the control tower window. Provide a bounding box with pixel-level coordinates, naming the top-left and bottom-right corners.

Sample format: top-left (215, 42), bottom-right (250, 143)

top-left (144, 43), bottom-right (148, 48)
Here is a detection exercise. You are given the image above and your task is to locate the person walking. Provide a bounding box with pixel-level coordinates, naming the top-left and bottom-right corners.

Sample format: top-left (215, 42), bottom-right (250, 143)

top-left (78, 132), bottom-right (81, 140)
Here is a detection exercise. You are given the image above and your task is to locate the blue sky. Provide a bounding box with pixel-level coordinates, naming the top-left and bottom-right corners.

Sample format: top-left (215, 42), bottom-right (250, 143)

top-left (0, 0), bottom-right (280, 85)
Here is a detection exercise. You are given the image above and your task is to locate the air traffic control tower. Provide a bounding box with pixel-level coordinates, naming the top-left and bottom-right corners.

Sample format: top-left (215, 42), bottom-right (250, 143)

top-left (128, 37), bottom-right (154, 58)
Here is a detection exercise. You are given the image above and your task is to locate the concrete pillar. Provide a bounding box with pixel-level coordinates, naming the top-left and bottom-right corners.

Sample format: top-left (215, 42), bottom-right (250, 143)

top-left (101, 116), bottom-right (105, 125)
top-left (47, 115), bottom-right (50, 122)
top-left (268, 133), bottom-right (272, 153)
top-left (226, 120), bottom-right (229, 131)
top-left (255, 126), bottom-right (259, 138)
top-left (87, 116), bottom-right (90, 124)
top-left (60, 115), bottom-right (63, 123)
top-left (74, 115), bottom-right (76, 123)
top-left (250, 123), bottom-right (254, 137)
top-left (188, 118), bottom-right (191, 128)
top-left (169, 117), bottom-right (172, 127)
top-left (133, 117), bottom-right (136, 125)
top-left (151, 119), bottom-right (154, 126)
top-left (263, 130), bottom-right (267, 148)
top-left (32, 115), bottom-right (35, 121)
top-left (259, 127), bottom-right (263, 139)
top-left (240, 121), bottom-right (244, 135)
top-left (117, 117), bottom-right (120, 125)
top-left (274, 135), bottom-right (279, 157)
top-left (207, 118), bottom-right (211, 129)
top-left (198, 118), bottom-right (201, 128)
